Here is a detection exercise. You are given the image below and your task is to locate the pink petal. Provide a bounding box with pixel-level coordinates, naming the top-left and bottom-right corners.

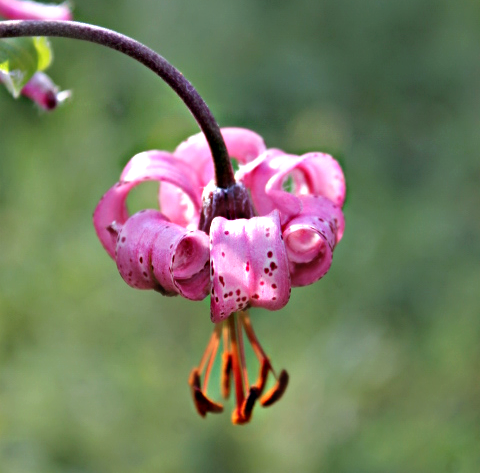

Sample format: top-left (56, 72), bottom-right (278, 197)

top-left (93, 151), bottom-right (201, 258)
top-left (237, 149), bottom-right (303, 220)
top-left (282, 196), bottom-right (345, 287)
top-left (121, 150), bottom-right (202, 228)
top-left (209, 211), bottom-right (291, 323)
top-left (114, 210), bottom-right (210, 300)
top-left (0, 0), bottom-right (73, 20)
top-left (238, 149), bottom-right (346, 221)
top-left (268, 152), bottom-right (346, 208)
top-left (19, 72), bottom-right (71, 110)
top-left (174, 127), bottom-right (267, 186)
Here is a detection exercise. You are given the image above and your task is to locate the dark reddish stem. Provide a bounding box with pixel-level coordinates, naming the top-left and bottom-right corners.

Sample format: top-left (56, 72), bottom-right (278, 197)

top-left (0, 20), bottom-right (236, 188)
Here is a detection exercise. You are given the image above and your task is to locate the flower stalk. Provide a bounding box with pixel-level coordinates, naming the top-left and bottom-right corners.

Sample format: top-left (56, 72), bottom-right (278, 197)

top-left (0, 19), bottom-right (235, 188)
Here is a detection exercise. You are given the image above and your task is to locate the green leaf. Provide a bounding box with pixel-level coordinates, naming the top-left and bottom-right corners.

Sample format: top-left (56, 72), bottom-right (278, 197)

top-left (0, 36), bottom-right (53, 98)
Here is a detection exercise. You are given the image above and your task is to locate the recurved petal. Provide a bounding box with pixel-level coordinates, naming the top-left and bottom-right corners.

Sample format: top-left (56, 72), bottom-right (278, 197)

top-left (174, 128), bottom-right (267, 186)
top-left (282, 196), bottom-right (345, 287)
top-left (93, 181), bottom-right (133, 259)
top-left (236, 149), bottom-right (301, 219)
top-left (268, 152), bottom-right (346, 208)
top-left (238, 149), bottom-right (346, 222)
top-left (209, 211), bottom-right (291, 323)
top-left (120, 150), bottom-right (202, 210)
top-left (122, 150), bottom-right (202, 228)
top-left (0, 0), bottom-right (73, 20)
top-left (115, 210), bottom-right (210, 300)
top-left (93, 151), bottom-right (201, 258)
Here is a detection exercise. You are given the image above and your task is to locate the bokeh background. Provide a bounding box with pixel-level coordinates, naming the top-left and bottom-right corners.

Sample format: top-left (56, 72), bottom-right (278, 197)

top-left (1, 0), bottom-right (480, 471)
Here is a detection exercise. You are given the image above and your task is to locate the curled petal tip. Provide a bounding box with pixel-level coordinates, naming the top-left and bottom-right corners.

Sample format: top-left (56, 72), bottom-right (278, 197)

top-left (114, 210), bottom-right (210, 300)
top-left (283, 196), bottom-right (344, 286)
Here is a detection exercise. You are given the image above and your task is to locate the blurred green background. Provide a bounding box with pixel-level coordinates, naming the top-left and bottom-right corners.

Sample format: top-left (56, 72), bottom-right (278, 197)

top-left (1, 0), bottom-right (480, 471)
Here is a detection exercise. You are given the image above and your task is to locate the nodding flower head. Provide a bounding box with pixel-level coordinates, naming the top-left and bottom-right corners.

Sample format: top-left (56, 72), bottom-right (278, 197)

top-left (93, 127), bottom-right (346, 424)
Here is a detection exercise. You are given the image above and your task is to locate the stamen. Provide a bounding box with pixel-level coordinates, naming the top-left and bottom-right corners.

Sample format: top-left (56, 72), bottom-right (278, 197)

top-left (260, 369), bottom-right (289, 407)
top-left (221, 322), bottom-right (232, 398)
top-left (221, 352), bottom-right (232, 399)
top-left (240, 311), bottom-right (271, 367)
top-left (189, 310), bottom-right (289, 423)
top-left (254, 357), bottom-right (271, 395)
top-left (198, 323), bottom-right (221, 373)
top-left (202, 325), bottom-right (221, 392)
top-left (188, 369), bottom-right (224, 417)
top-left (241, 386), bottom-right (260, 422)
top-left (236, 313), bottom-right (249, 392)
top-left (228, 314), bottom-right (246, 424)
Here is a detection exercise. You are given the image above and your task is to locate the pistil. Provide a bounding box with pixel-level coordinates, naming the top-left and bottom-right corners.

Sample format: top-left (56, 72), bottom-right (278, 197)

top-left (188, 310), bottom-right (289, 424)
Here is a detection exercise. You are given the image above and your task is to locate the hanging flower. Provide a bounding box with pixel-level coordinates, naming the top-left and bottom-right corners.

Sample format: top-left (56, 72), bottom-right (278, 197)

top-left (93, 127), bottom-right (346, 424)
top-left (1, 16), bottom-right (346, 425)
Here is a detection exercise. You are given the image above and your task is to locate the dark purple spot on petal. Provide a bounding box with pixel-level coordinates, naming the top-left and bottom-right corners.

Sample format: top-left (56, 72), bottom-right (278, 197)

top-left (224, 231), bottom-right (229, 235)
top-left (267, 251), bottom-right (273, 258)
top-left (229, 291), bottom-right (233, 296)
top-left (270, 262), bottom-right (278, 271)
top-left (224, 293), bottom-right (229, 298)
top-left (272, 297), bottom-right (277, 301)
top-left (215, 297), bottom-right (219, 302)
top-left (264, 268), bottom-right (269, 274)
top-left (121, 236), bottom-right (126, 243)
top-left (236, 289), bottom-right (241, 296)
top-left (242, 297), bottom-right (247, 301)
top-left (139, 257), bottom-right (143, 264)
top-left (219, 276), bottom-right (225, 286)
top-left (272, 284), bottom-right (277, 289)
top-left (143, 271), bottom-right (148, 278)
top-left (252, 294), bottom-right (259, 300)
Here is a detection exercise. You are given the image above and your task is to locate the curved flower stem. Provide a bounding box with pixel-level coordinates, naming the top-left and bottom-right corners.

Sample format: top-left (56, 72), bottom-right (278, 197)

top-left (0, 20), bottom-right (236, 188)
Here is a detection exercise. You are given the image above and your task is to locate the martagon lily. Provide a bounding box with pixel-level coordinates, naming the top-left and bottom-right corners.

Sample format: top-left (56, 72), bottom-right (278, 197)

top-left (93, 127), bottom-right (345, 424)
top-left (1, 19), bottom-right (346, 424)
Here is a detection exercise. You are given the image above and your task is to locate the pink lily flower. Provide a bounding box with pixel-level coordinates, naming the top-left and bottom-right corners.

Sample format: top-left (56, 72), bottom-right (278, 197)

top-left (93, 127), bottom-right (346, 423)
top-left (0, 0), bottom-right (72, 21)
top-left (0, 0), bottom-right (72, 109)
